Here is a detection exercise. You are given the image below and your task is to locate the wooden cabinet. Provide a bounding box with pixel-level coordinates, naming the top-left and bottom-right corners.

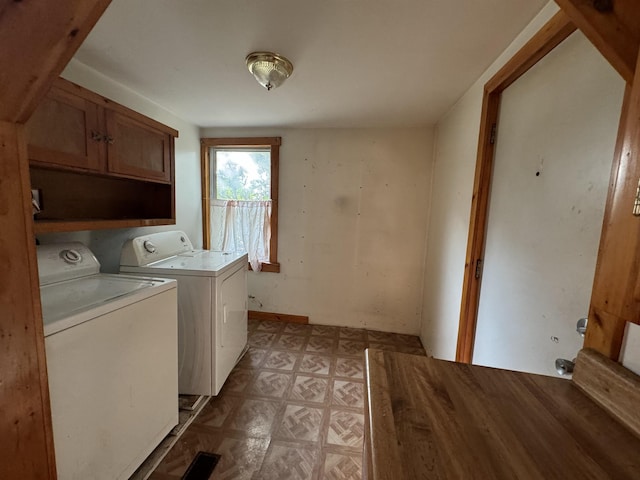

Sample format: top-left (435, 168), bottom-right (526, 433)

top-left (26, 84), bottom-right (102, 172)
top-left (26, 78), bottom-right (178, 233)
top-left (105, 110), bottom-right (172, 182)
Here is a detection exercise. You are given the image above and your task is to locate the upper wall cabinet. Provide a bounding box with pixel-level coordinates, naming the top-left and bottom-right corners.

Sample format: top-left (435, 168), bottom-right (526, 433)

top-left (26, 84), bottom-right (103, 172)
top-left (26, 78), bottom-right (177, 184)
top-left (26, 78), bottom-right (179, 233)
top-left (105, 110), bottom-right (172, 182)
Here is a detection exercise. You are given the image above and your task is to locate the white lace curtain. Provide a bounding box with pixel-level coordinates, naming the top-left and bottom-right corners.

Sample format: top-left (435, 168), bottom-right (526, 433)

top-left (210, 199), bottom-right (271, 271)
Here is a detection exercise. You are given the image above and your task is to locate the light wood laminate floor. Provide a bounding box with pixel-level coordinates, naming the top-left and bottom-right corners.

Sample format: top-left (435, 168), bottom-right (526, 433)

top-left (149, 319), bottom-right (426, 480)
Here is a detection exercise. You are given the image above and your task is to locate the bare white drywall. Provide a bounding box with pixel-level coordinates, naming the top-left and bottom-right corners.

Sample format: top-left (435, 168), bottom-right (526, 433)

top-left (473, 31), bottom-right (624, 376)
top-left (201, 127), bottom-right (434, 334)
top-left (37, 59), bottom-right (202, 273)
top-left (421, 2), bottom-right (563, 359)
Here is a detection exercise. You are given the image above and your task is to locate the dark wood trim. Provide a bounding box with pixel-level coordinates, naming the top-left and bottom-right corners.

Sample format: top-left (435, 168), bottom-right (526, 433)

top-left (200, 137), bottom-right (281, 269)
top-left (248, 310), bottom-right (309, 324)
top-left (456, 12), bottom-right (576, 363)
top-left (555, 0), bottom-right (640, 83)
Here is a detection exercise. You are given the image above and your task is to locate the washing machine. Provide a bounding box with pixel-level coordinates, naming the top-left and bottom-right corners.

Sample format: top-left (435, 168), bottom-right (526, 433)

top-left (37, 242), bottom-right (178, 480)
top-left (120, 230), bottom-right (248, 396)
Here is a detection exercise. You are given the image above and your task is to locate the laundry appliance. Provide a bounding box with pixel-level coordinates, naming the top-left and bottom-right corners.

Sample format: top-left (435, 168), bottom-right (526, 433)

top-left (37, 242), bottom-right (178, 480)
top-left (120, 230), bottom-right (248, 396)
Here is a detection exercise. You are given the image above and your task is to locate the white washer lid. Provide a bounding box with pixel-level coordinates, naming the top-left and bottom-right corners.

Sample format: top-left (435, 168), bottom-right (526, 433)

top-left (40, 274), bottom-right (176, 336)
top-left (122, 251), bottom-right (248, 277)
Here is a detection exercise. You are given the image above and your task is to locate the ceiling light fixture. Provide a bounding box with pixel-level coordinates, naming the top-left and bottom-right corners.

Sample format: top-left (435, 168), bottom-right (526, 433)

top-left (245, 52), bottom-right (293, 91)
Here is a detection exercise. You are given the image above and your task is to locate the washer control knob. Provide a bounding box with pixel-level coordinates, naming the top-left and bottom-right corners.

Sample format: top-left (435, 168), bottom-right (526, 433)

top-left (143, 240), bottom-right (156, 253)
top-left (61, 249), bottom-right (82, 264)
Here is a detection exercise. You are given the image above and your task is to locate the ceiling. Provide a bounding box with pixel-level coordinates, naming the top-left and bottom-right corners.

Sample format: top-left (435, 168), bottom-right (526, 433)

top-left (74, 0), bottom-right (548, 129)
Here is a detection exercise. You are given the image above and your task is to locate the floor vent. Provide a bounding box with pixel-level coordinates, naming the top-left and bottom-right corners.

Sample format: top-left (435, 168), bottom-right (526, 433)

top-left (181, 452), bottom-right (220, 480)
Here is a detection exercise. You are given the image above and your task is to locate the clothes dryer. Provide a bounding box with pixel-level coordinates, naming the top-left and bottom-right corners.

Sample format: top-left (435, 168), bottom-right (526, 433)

top-left (120, 230), bottom-right (248, 395)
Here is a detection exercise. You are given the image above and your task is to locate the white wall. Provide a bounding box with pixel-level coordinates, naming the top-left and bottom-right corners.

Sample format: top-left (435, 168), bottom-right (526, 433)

top-left (421, 2), bottom-right (563, 359)
top-left (37, 59), bottom-right (202, 273)
top-left (472, 31), bottom-right (624, 376)
top-left (202, 127), bottom-right (434, 335)
top-left (421, 0), bottom-right (637, 368)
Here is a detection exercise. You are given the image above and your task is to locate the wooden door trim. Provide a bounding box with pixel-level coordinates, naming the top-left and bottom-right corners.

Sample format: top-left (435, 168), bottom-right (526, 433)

top-left (456, 11), bottom-right (577, 363)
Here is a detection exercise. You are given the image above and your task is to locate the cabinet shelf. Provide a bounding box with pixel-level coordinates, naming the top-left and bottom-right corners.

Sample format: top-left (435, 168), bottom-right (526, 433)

top-left (34, 218), bottom-right (175, 234)
top-left (26, 78), bottom-right (177, 233)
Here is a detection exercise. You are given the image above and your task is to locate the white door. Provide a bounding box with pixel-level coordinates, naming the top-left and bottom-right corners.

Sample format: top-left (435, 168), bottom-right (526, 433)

top-left (473, 32), bottom-right (625, 377)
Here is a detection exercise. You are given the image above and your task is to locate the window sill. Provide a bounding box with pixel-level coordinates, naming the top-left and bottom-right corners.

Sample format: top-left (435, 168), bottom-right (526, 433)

top-left (249, 262), bottom-right (280, 273)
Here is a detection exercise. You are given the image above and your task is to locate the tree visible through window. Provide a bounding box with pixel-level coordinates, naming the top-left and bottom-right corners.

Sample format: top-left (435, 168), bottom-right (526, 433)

top-left (201, 138), bottom-right (280, 273)
top-left (214, 149), bottom-right (270, 201)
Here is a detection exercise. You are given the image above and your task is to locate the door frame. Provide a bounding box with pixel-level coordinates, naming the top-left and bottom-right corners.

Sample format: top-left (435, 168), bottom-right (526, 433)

top-left (456, 11), bottom-right (578, 363)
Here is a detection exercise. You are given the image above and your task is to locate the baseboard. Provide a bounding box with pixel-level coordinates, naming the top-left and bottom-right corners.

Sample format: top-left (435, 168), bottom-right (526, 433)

top-left (248, 310), bottom-right (309, 324)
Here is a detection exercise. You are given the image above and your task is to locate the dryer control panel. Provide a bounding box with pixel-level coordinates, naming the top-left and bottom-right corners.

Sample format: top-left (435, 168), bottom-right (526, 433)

top-left (120, 230), bottom-right (195, 267)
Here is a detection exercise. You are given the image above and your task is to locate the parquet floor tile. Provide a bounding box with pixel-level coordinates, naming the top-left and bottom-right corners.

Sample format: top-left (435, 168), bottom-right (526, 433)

top-left (151, 321), bottom-right (426, 479)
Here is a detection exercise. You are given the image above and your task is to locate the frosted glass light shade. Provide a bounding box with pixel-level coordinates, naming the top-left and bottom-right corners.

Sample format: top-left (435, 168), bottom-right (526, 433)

top-left (245, 52), bottom-right (293, 91)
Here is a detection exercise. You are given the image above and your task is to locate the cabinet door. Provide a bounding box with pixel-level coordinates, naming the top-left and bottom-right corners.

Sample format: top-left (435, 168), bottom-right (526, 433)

top-left (25, 86), bottom-right (103, 171)
top-left (105, 110), bottom-right (172, 183)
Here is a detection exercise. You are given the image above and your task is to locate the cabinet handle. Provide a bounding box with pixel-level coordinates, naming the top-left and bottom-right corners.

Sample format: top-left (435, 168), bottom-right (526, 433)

top-left (90, 130), bottom-right (103, 142)
top-left (104, 135), bottom-right (115, 145)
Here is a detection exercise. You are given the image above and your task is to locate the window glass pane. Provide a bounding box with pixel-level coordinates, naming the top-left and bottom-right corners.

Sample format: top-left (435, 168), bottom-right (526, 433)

top-left (213, 148), bottom-right (270, 200)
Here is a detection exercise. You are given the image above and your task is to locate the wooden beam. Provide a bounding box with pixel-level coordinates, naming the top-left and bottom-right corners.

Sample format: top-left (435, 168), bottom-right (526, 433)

top-left (584, 308), bottom-right (628, 361)
top-left (0, 0), bottom-right (112, 123)
top-left (585, 51), bottom-right (640, 357)
top-left (555, 0), bottom-right (640, 83)
top-left (0, 1), bottom-right (112, 477)
top-left (456, 12), bottom-right (576, 364)
top-left (0, 122), bottom-right (56, 479)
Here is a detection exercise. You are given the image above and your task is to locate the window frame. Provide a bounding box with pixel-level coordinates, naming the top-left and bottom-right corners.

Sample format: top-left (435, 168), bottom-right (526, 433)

top-left (200, 136), bottom-right (281, 273)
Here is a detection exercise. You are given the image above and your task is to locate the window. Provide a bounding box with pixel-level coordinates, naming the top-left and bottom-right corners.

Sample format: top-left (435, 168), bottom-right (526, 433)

top-left (201, 137), bottom-right (280, 272)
